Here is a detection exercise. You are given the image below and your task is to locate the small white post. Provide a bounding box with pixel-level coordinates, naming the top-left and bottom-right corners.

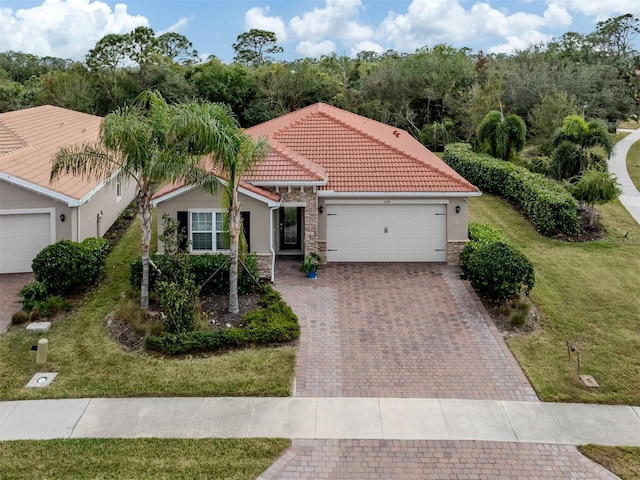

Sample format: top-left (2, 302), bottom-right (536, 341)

top-left (36, 338), bottom-right (48, 364)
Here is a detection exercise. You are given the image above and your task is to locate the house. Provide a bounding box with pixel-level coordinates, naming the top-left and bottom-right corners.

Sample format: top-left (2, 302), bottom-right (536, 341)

top-left (0, 106), bottom-right (137, 274)
top-left (152, 103), bottom-right (480, 280)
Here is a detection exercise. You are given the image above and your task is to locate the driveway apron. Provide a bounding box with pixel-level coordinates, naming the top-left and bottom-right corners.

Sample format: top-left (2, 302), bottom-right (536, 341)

top-left (0, 273), bottom-right (32, 334)
top-left (275, 262), bottom-right (537, 401)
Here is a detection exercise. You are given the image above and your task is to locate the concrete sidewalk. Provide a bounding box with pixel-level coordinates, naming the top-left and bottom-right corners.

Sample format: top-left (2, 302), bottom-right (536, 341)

top-left (611, 127), bottom-right (640, 224)
top-left (1, 397), bottom-right (639, 446)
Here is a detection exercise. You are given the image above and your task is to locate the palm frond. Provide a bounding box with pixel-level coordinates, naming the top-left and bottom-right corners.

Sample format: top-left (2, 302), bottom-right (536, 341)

top-left (50, 142), bottom-right (117, 182)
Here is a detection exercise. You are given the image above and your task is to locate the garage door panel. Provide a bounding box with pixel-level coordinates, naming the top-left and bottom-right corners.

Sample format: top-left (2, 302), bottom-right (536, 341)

top-left (326, 203), bottom-right (446, 262)
top-left (0, 213), bottom-right (52, 273)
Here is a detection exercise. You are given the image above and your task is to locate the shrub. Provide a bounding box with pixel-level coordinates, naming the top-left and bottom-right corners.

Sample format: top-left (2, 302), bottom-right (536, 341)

top-left (130, 253), bottom-right (258, 295)
top-left (32, 240), bottom-right (99, 295)
top-left (156, 270), bottom-right (200, 334)
top-left (466, 242), bottom-right (535, 301)
top-left (19, 281), bottom-right (48, 311)
top-left (145, 285), bottom-right (299, 355)
top-left (81, 237), bottom-right (111, 267)
top-left (461, 223), bottom-right (507, 266)
top-left (11, 310), bottom-right (29, 325)
top-left (39, 295), bottom-right (71, 317)
top-left (443, 143), bottom-right (579, 236)
top-left (522, 156), bottom-right (551, 176)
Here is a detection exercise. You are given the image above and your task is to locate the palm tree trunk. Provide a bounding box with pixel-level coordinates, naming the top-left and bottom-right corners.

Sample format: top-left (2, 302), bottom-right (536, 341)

top-left (228, 183), bottom-right (240, 315)
top-left (139, 189), bottom-right (152, 309)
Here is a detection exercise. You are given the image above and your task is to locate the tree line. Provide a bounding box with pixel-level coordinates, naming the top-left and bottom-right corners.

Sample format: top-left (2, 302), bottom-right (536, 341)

top-left (1, 15), bottom-right (639, 155)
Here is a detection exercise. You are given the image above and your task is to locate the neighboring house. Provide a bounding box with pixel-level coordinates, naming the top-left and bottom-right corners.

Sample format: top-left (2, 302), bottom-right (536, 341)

top-left (0, 106), bottom-right (137, 274)
top-left (153, 103), bottom-right (481, 280)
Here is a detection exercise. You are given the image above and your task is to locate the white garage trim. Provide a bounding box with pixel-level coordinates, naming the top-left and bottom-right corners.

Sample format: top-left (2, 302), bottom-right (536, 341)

top-left (326, 203), bottom-right (447, 262)
top-left (0, 208), bottom-right (55, 273)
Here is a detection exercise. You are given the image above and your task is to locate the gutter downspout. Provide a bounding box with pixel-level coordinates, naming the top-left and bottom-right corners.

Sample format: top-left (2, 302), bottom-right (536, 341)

top-left (269, 205), bottom-right (279, 282)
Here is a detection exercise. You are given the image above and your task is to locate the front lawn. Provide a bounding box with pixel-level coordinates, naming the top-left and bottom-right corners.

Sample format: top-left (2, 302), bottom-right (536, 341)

top-left (0, 218), bottom-right (296, 400)
top-left (579, 445), bottom-right (640, 480)
top-left (470, 194), bottom-right (640, 404)
top-left (0, 438), bottom-right (288, 480)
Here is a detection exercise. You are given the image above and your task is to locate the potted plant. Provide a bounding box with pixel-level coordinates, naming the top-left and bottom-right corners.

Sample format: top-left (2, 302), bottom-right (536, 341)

top-left (300, 252), bottom-right (322, 279)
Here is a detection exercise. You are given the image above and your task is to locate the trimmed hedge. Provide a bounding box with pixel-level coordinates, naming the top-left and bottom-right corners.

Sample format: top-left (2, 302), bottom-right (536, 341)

top-left (32, 239), bottom-right (107, 295)
top-left (443, 143), bottom-right (579, 236)
top-left (130, 253), bottom-right (258, 295)
top-left (145, 285), bottom-right (299, 355)
top-left (460, 223), bottom-right (507, 266)
top-left (466, 241), bottom-right (535, 301)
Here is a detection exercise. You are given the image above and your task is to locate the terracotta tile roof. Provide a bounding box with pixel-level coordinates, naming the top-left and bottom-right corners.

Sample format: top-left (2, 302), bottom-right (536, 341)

top-left (246, 103), bottom-right (478, 193)
top-left (0, 105), bottom-right (105, 201)
top-left (152, 158), bottom-right (280, 203)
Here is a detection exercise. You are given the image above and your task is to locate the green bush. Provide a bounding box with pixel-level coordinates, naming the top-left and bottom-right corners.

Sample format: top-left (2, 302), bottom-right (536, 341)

top-left (466, 242), bottom-right (535, 301)
top-left (38, 295), bottom-right (71, 317)
top-left (31, 240), bottom-right (99, 295)
top-left (19, 281), bottom-right (48, 311)
top-left (145, 286), bottom-right (299, 355)
top-left (11, 310), bottom-right (29, 325)
top-left (461, 223), bottom-right (508, 266)
top-left (156, 274), bottom-right (200, 334)
top-left (130, 253), bottom-right (258, 295)
top-left (81, 237), bottom-right (111, 266)
top-left (443, 143), bottom-right (579, 236)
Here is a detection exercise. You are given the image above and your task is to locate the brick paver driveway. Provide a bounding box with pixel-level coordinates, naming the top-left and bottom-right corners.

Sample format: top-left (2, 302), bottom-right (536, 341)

top-left (264, 262), bottom-right (617, 480)
top-left (0, 273), bottom-right (32, 334)
top-left (275, 262), bottom-right (536, 401)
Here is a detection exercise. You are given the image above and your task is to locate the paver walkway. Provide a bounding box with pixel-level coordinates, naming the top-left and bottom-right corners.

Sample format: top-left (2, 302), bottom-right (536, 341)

top-left (275, 262), bottom-right (536, 401)
top-left (610, 127), bottom-right (640, 224)
top-left (0, 273), bottom-right (32, 334)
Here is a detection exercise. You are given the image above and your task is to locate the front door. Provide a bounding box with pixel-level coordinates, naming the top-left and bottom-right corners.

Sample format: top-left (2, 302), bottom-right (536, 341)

top-left (279, 207), bottom-right (302, 251)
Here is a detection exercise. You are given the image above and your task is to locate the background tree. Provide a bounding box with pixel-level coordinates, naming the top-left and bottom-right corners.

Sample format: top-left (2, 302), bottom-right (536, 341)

top-left (233, 29), bottom-right (283, 67)
top-left (477, 110), bottom-right (527, 160)
top-left (51, 92), bottom-right (237, 309)
top-left (528, 91), bottom-right (579, 155)
top-left (550, 115), bottom-right (614, 180)
top-left (570, 168), bottom-right (622, 225)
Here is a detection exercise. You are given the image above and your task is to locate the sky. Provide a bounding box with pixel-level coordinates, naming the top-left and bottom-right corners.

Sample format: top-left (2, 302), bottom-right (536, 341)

top-left (1, 0), bottom-right (639, 63)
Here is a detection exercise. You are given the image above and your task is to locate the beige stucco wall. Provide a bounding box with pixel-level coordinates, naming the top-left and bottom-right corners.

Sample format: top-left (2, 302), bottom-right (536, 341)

top-left (78, 177), bottom-right (137, 241)
top-left (155, 187), bottom-right (272, 255)
top-left (0, 180), bottom-right (72, 241)
top-left (1, 177), bottom-right (137, 243)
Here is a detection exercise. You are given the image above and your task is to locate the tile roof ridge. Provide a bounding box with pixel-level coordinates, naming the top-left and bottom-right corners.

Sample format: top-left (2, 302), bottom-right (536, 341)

top-left (317, 108), bottom-right (477, 191)
top-left (268, 138), bottom-right (327, 181)
top-left (0, 119), bottom-right (29, 156)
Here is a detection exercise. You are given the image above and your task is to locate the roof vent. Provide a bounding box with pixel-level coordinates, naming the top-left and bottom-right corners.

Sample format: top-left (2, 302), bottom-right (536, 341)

top-left (82, 128), bottom-right (87, 133)
top-left (59, 122), bottom-right (64, 127)
top-left (392, 130), bottom-right (400, 138)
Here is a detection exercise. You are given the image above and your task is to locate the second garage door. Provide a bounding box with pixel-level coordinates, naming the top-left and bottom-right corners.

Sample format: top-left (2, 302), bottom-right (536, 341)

top-left (0, 212), bottom-right (53, 273)
top-left (326, 203), bottom-right (447, 262)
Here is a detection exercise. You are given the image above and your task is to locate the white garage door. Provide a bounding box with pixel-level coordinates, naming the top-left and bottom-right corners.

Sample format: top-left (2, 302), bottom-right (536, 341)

top-left (0, 213), bottom-right (53, 273)
top-left (326, 203), bottom-right (447, 262)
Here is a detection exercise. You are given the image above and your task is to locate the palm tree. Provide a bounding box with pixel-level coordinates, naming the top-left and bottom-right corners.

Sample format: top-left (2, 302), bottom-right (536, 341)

top-left (222, 134), bottom-right (269, 314)
top-left (476, 110), bottom-right (526, 160)
top-left (168, 102), bottom-right (270, 314)
top-left (51, 91), bottom-right (238, 309)
top-left (550, 115), bottom-right (614, 180)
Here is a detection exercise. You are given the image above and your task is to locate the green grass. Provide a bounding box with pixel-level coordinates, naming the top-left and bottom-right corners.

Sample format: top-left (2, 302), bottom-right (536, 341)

top-left (0, 438), bottom-right (289, 480)
top-left (469, 194), bottom-right (640, 404)
top-left (611, 131), bottom-right (631, 143)
top-left (627, 139), bottom-right (640, 192)
top-left (0, 217), bottom-right (296, 400)
top-left (579, 445), bottom-right (640, 480)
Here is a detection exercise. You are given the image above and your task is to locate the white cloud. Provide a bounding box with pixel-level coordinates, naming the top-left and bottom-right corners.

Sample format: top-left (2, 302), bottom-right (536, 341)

top-left (245, 6), bottom-right (288, 42)
top-left (296, 40), bottom-right (336, 57)
top-left (351, 40), bottom-right (384, 56)
top-left (378, 0), bottom-right (573, 53)
top-left (158, 16), bottom-right (190, 36)
top-left (289, 0), bottom-right (371, 42)
top-left (0, 0), bottom-right (148, 60)
top-left (553, 0), bottom-right (640, 21)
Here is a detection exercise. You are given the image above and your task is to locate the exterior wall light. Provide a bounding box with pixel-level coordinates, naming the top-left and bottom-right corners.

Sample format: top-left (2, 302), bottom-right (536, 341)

top-left (318, 205), bottom-right (324, 214)
top-left (455, 205), bottom-right (461, 214)
top-left (60, 213), bottom-right (65, 222)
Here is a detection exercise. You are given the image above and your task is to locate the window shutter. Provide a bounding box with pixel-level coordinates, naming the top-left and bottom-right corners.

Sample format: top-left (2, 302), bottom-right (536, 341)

top-left (177, 211), bottom-right (188, 252)
top-left (241, 211), bottom-right (251, 252)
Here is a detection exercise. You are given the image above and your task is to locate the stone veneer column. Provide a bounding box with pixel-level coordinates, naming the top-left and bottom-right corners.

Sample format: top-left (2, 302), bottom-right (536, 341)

top-left (447, 240), bottom-right (468, 265)
top-left (276, 187), bottom-right (319, 255)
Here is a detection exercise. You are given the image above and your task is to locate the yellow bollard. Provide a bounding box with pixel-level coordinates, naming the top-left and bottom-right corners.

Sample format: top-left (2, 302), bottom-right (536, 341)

top-left (36, 338), bottom-right (48, 364)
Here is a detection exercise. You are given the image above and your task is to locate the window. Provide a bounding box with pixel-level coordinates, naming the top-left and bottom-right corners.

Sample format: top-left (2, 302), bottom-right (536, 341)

top-left (190, 210), bottom-right (228, 252)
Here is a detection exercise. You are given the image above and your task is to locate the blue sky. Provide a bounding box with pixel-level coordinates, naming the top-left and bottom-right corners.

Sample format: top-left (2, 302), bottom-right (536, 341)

top-left (1, 0), bottom-right (638, 62)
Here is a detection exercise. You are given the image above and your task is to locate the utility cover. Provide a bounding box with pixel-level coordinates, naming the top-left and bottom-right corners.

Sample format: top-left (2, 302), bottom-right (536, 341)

top-left (26, 372), bottom-right (57, 388)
